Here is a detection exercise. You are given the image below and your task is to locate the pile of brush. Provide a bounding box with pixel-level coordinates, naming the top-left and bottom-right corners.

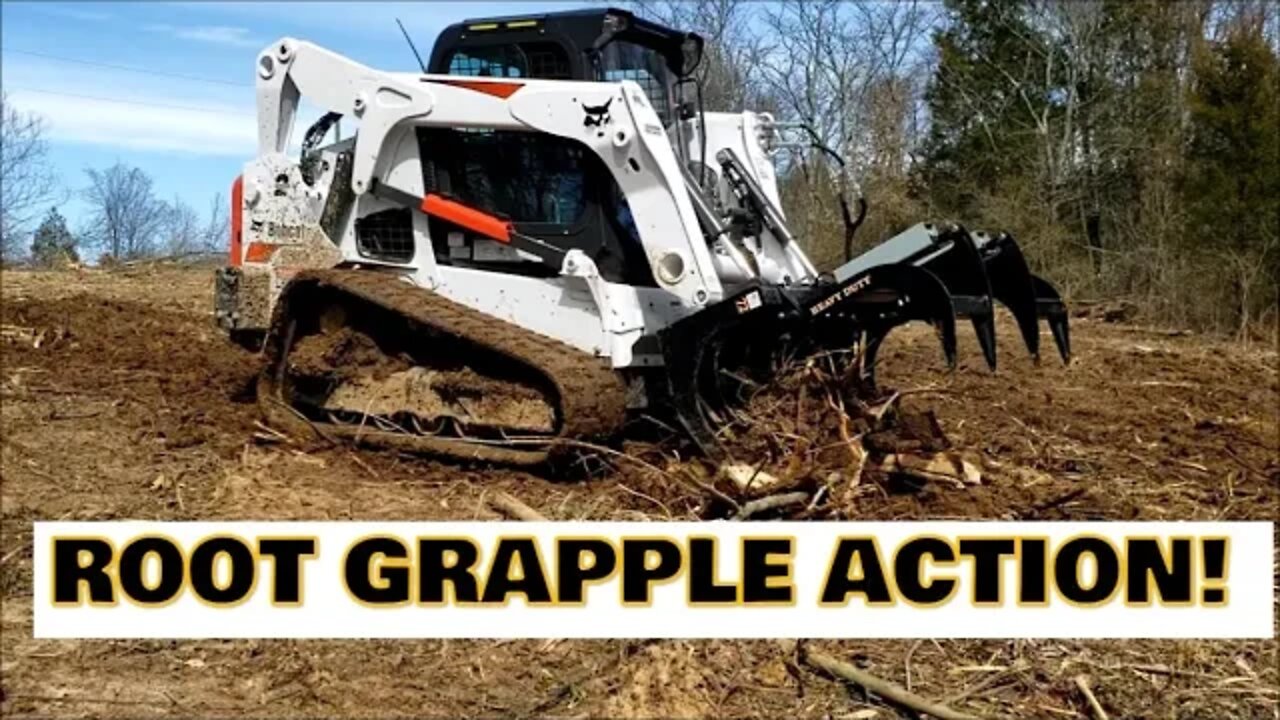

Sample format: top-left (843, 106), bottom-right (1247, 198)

top-left (668, 353), bottom-right (981, 519)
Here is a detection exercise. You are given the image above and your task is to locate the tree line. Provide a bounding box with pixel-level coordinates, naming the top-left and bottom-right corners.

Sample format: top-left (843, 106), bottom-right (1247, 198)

top-left (633, 0), bottom-right (1278, 337)
top-left (5, 2), bottom-right (1276, 335)
top-left (0, 92), bottom-right (228, 268)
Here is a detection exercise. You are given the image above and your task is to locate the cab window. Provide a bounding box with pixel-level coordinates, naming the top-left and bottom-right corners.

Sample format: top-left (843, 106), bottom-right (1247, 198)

top-left (446, 43), bottom-right (572, 79)
top-left (418, 128), bottom-right (586, 226)
top-left (599, 40), bottom-right (673, 123)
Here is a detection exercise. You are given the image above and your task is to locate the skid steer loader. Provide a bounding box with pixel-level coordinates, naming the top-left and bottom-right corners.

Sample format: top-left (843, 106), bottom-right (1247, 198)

top-left (214, 8), bottom-right (1069, 464)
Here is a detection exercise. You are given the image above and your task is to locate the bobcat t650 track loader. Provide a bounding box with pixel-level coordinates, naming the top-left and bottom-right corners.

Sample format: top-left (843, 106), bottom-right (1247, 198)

top-left (214, 8), bottom-right (1069, 464)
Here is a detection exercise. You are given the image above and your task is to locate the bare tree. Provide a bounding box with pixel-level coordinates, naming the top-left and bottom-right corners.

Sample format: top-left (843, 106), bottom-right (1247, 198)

top-left (161, 196), bottom-right (203, 255)
top-left (81, 163), bottom-right (168, 260)
top-left (757, 1), bottom-right (934, 156)
top-left (159, 193), bottom-right (228, 256)
top-left (202, 192), bottom-right (230, 251)
top-left (1, 93), bottom-right (61, 262)
top-left (756, 0), bottom-right (937, 264)
top-left (625, 0), bottom-right (766, 111)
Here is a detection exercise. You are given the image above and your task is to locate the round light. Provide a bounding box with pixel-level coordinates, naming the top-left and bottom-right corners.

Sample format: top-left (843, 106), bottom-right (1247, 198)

top-left (656, 252), bottom-right (686, 284)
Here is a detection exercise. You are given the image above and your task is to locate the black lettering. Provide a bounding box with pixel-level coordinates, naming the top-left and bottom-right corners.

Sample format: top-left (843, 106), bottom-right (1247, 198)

top-left (958, 539), bottom-right (1016, 604)
top-left (742, 538), bottom-right (793, 604)
top-left (621, 539), bottom-right (682, 604)
top-left (689, 538), bottom-right (736, 604)
top-left (418, 538), bottom-right (480, 603)
top-left (894, 537), bottom-right (956, 605)
top-left (1020, 539), bottom-right (1048, 604)
top-left (1126, 539), bottom-right (1192, 604)
top-left (188, 537), bottom-right (255, 605)
top-left (556, 539), bottom-right (616, 604)
top-left (480, 538), bottom-right (551, 604)
top-left (820, 538), bottom-right (892, 604)
top-left (344, 537), bottom-right (409, 604)
top-left (1200, 538), bottom-right (1227, 604)
top-left (258, 538), bottom-right (316, 604)
top-left (118, 536), bottom-right (184, 605)
top-left (1055, 537), bottom-right (1119, 605)
top-left (53, 538), bottom-right (114, 604)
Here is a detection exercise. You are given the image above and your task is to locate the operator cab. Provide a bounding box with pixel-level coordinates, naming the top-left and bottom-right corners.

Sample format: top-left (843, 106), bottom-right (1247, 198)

top-left (428, 8), bottom-right (702, 124)
top-left (412, 9), bottom-right (704, 286)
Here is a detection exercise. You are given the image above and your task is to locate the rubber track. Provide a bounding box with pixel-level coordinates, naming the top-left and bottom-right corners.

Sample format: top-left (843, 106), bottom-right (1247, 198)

top-left (260, 269), bottom-right (628, 462)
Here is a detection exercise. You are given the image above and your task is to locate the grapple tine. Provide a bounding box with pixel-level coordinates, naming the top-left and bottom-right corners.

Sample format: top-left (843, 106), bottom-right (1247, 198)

top-left (972, 315), bottom-right (997, 371)
top-left (973, 231), bottom-right (1041, 361)
top-left (861, 329), bottom-right (887, 389)
top-left (914, 225), bottom-right (998, 370)
top-left (1032, 274), bottom-right (1071, 363)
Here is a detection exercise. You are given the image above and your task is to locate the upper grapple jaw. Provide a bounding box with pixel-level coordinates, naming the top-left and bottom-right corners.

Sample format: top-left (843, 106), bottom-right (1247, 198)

top-left (841, 222), bottom-right (1072, 367)
top-left (833, 222), bottom-right (998, 371)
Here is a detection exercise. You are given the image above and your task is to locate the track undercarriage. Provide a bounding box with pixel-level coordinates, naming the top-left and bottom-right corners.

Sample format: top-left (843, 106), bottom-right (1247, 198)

top-left (257, 270), bottom-right (629, 465)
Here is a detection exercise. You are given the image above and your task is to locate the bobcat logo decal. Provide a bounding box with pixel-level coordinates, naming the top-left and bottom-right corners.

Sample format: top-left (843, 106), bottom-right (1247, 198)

top-left (582, 98), bottom-right (613, 127)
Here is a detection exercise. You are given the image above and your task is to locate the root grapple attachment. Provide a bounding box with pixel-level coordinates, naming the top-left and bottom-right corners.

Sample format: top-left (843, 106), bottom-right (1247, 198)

top-left (665, 223), bottom-right (1070, 455)
top-left (834, 222), bottom-right (1071, 367)
top-left (659, 263), bottom-right (957, 455)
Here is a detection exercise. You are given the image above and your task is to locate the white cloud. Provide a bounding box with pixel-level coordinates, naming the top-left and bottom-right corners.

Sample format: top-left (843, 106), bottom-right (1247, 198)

top-left (8, 87), bottom-right (331, 160)
top-left (144, 23), bottom-right (263, 48)
top-left (4, 49), bottom-right (327, 159)
top-left (9, 89), bottom-right (257, 157)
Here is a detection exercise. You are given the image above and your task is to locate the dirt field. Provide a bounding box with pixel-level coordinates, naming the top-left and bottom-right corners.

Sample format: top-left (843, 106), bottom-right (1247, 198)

top-left (1, 266), bottom-right (1276, 719)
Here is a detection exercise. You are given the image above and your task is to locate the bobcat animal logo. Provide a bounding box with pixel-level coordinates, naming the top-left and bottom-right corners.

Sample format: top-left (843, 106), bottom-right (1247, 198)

top-left (582, 98), bottom-right (613, 127)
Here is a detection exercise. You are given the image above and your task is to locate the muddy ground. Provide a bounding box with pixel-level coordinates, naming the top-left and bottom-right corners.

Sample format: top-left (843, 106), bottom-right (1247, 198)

top-left (0, 266), bottom-right (1276, 719)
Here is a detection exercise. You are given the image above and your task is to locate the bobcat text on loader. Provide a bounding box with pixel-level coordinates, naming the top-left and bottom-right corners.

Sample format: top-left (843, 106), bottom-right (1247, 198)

top-left (213, 7), bottom-right (1069, 464)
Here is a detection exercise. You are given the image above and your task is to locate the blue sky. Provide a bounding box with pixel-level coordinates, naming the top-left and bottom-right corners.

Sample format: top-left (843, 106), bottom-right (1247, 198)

top-left (2, 1), bottom-right (583, 231)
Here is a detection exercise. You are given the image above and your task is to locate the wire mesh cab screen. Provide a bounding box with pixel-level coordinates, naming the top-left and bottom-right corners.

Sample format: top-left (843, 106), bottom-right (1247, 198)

top-left (599, 40), bottom-right (673, 124)
top-left (446, 42), bottom-right (572, 79)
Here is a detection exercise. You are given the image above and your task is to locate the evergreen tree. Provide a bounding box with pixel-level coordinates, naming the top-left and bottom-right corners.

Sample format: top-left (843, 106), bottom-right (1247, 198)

top-left (1184, 21), bottom-right (1280, 332)
top-left (918, 0), bottom-right (1059, 215)
top-left (29, 206), bottom-right (78, 267)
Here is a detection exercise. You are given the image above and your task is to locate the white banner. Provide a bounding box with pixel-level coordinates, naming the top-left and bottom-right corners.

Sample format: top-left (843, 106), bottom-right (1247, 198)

top-left (33, 521), bottom-right (1274, 639)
